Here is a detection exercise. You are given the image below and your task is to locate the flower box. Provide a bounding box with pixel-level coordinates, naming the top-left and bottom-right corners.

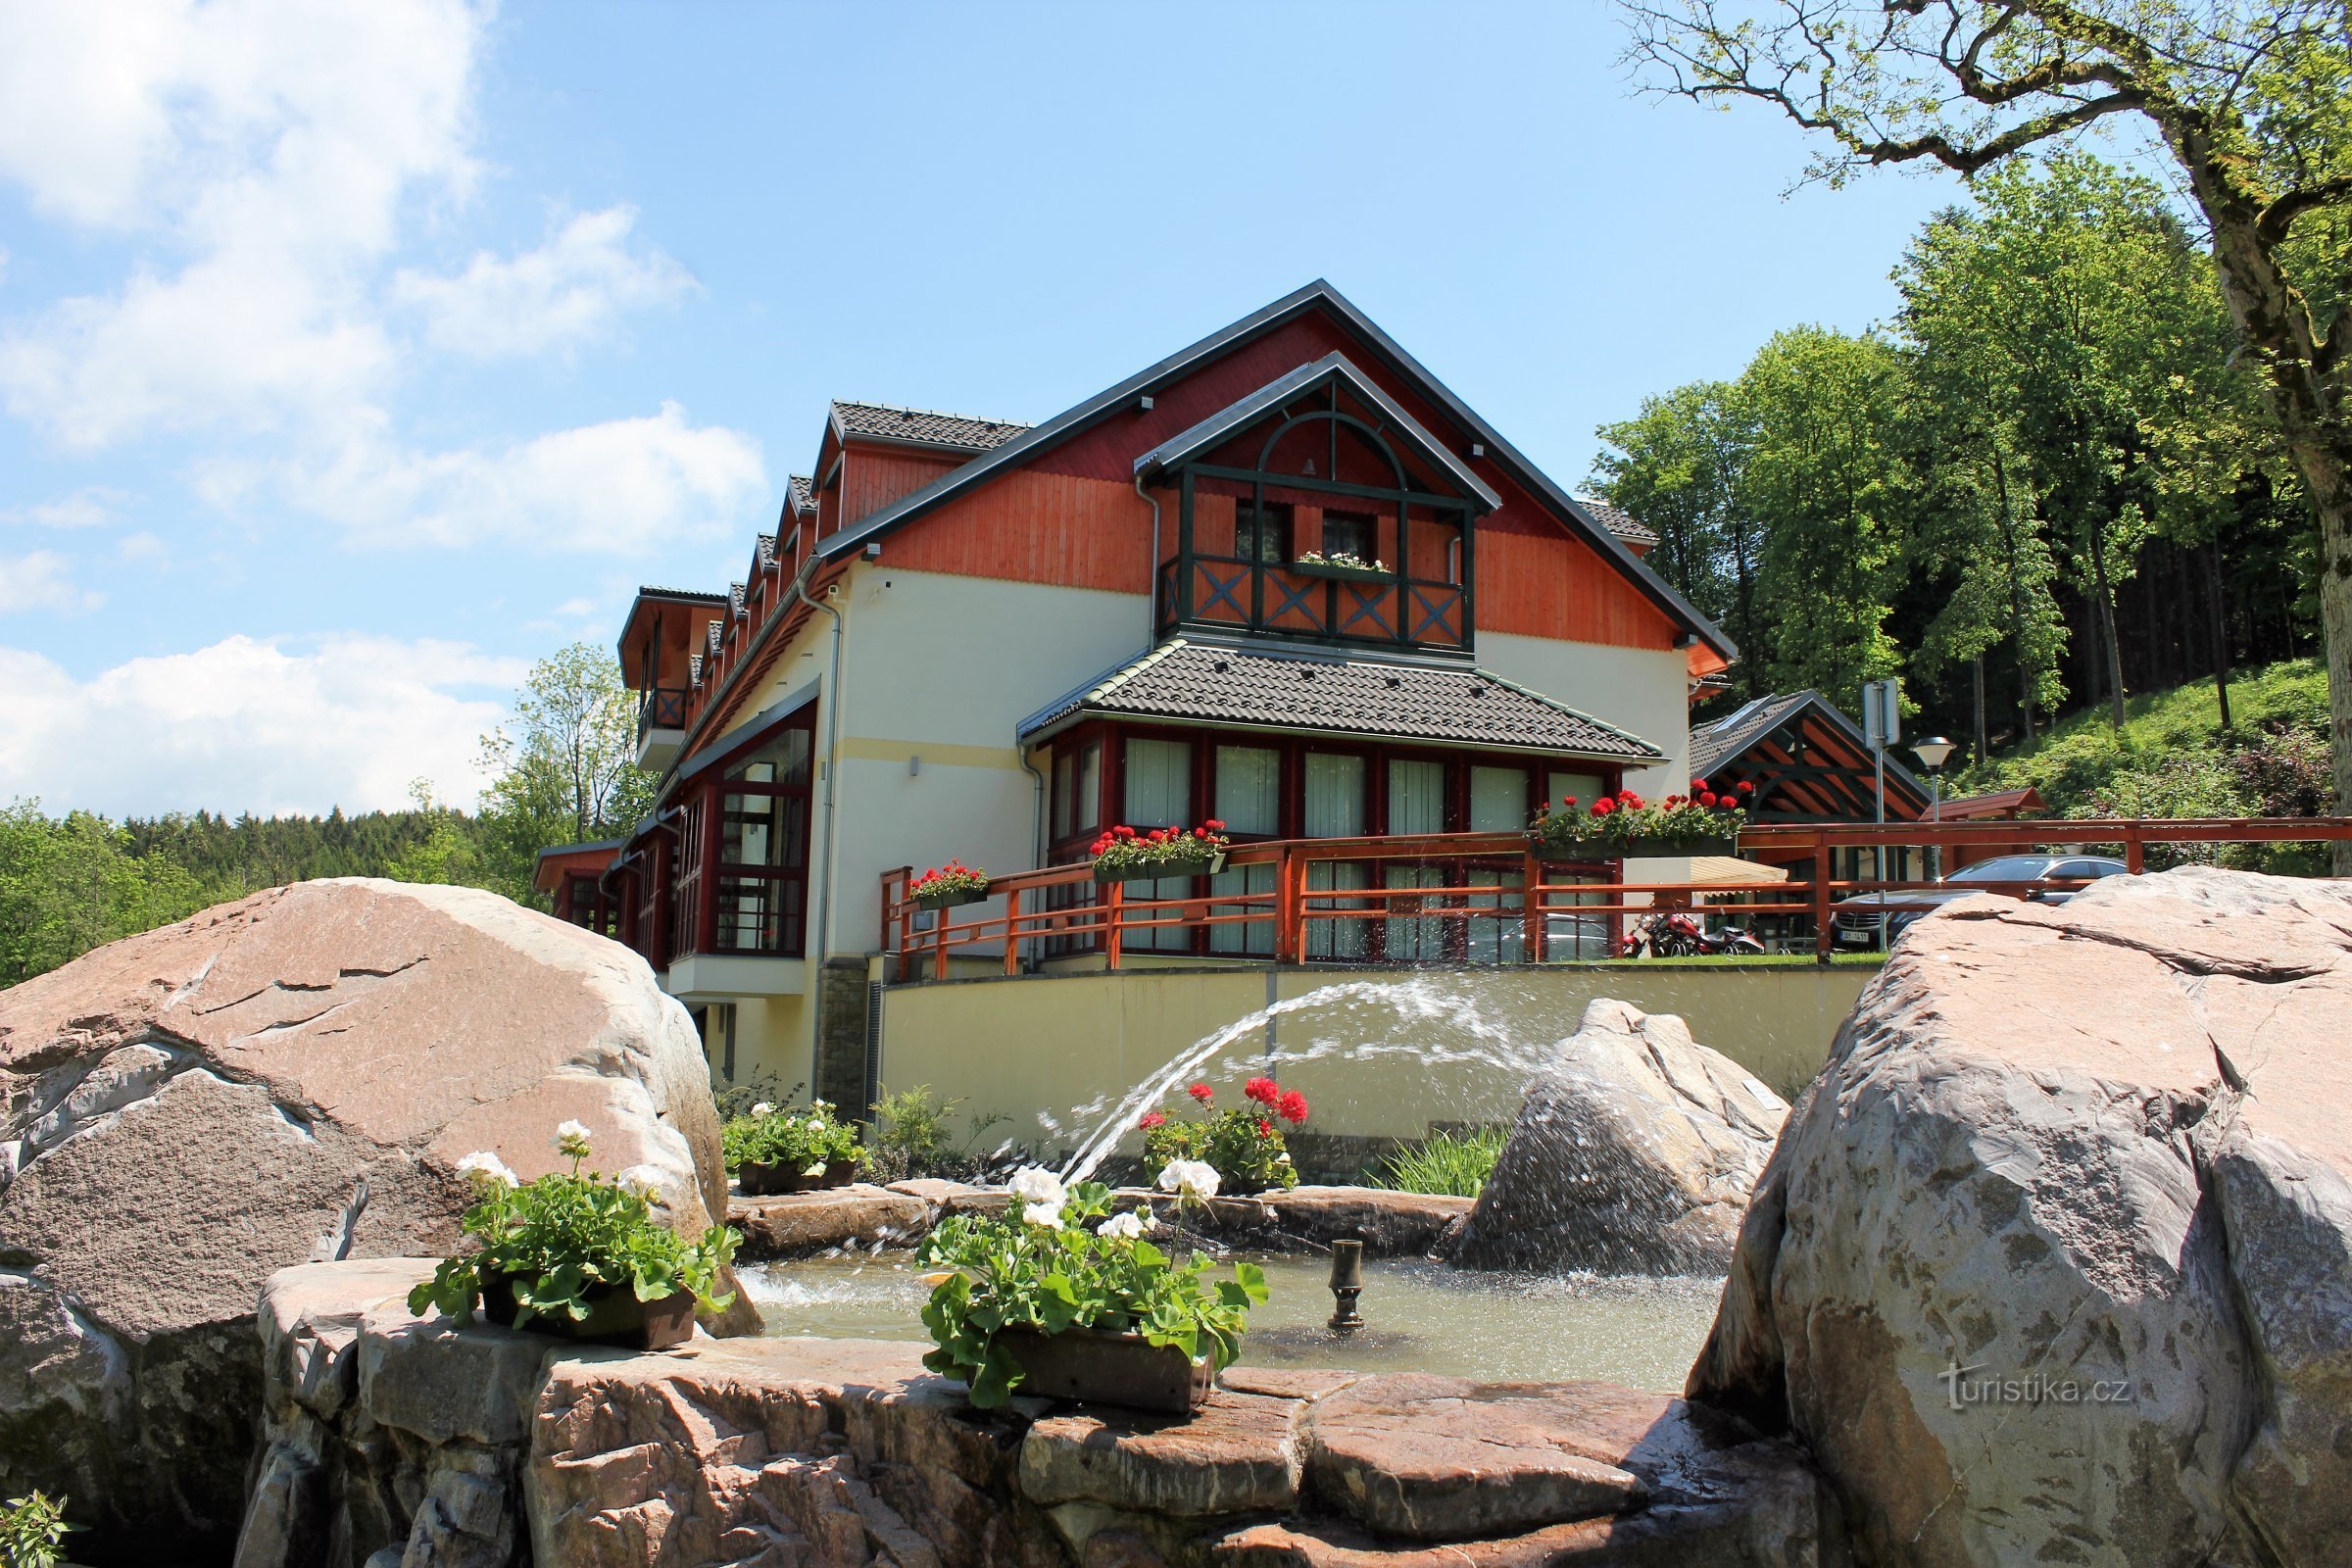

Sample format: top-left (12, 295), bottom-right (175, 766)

top-left (993, 1325), bottom-right (1214, 1414)
top-left (915, 886), bottom-right (987, 911)
top-left (1291, 560), bottom-right (1391, 584)
top-left (738, 1156), bottom-right (860, 1197)
top-left (1098, 850), bottom-right (1227, 885)
top-left (478, 1270), bottom-right (698, 1351)
top-left (1537, 832), bottom-right (1737, 861)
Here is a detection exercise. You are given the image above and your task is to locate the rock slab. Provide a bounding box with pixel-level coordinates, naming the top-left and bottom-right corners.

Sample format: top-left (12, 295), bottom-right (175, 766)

top-left (1445, 999), bottom-right (1787, 1273)
top-left (0, 878), bottom-right (739, 1560)
top-left (1690, 866), bottom-right (2352, 1568)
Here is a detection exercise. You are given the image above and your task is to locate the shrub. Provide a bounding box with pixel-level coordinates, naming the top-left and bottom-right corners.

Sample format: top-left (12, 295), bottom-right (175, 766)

top-left (408, 1123), bottom-right (738, 1330)
top-left (721, 1099), bottom-right (870, 1178)
top-left (867, 1084), bottom-right (1011, 1183)
top-left (1365, 1127), bottom-right (1508, 1198)
top-left (914, 1166), bottom-right (1266, 1407)
top-left (1137, 1078), bottom-right (1304, 1194)
top-left (0, 1492), bottom-right (74, 1568)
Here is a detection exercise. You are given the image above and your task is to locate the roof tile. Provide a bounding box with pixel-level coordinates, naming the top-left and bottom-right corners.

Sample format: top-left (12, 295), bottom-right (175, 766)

top-left (1019, 639), bottom-right (1661, 760)
top-left (832, 400), bottom-right (1029, 453)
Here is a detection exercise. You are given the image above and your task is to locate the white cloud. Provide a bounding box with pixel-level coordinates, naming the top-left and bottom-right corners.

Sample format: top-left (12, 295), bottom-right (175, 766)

top-left (393, 206), bottom-right (695, 359)
top-left (0, 551), bottom-right (103, 612)
top-left (116, 531), bottom-right (169, 563)
top-left (0, 633), bottom-right (523, 815)
top-left (553, 597), bottom-right (598, 617)
top-left (0, 0), bottom-right (483, 446)
top-left (2, 486), bottom-right (133, 528)
top-left (265, 402), bottom-right (766, 554)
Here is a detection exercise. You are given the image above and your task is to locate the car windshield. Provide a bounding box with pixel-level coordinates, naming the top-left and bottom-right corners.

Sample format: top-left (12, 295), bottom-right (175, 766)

top-left (1947, 856), bottom-right (2054, 884)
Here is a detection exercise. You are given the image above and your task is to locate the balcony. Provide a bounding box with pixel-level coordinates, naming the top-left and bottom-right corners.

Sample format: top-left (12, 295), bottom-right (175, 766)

top-left (635, 685), bottom-right (689, 770)
top-left (1157, 553), bottom-right (1467, 651)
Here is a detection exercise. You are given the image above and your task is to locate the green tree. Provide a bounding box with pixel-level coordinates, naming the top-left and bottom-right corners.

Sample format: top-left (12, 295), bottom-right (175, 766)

top-left (1621, 0), bottom-right (2352, 857)
top-left (0, 802), bottom-right (210, 988)
top-left (466, 644), bottom-right (657, 906)
top-left (1592, 381), bottom-right (1769, 694)
top-left (1737, 326), bottom-right (1914, 701)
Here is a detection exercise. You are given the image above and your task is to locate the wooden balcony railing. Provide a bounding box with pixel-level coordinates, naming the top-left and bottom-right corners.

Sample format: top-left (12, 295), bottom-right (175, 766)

top-left (879, 817), bottom-right (2352, 976)
top-left (636, 685), bottom-right (689, 739)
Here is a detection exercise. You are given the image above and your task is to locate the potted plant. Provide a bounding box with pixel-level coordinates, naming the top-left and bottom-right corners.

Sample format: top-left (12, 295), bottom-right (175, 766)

top-left (1135, 1077), bottom-right (1305, 1195)
top-left (408, 1123), bottom-right (739, 1352)
top-left (1293, 549), bottom-right (1392, 582)
top-left (1089, 821), bottom-right (1230, 884)
top-left (724, 1099), bottom-right (873, 1196)
top-left (1530, 779), bottom-right (1749, 860)
top-left (916, 1163), bottom-right (1266, 1413)
top-left (910, 860), bottom-right (990, 910)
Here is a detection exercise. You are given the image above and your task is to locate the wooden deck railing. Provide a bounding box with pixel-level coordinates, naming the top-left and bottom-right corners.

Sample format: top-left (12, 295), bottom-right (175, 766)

top-left (879, 818), bottom-right (2352, 975)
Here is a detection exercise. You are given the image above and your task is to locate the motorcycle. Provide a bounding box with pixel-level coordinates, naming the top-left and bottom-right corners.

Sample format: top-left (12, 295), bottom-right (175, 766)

top-left (1617, 910), bottom-right (1767, 958)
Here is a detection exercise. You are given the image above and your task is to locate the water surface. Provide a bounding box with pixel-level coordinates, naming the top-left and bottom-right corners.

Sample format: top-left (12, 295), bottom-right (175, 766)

top-left (743, 1253), bottom-right (1723, 1394)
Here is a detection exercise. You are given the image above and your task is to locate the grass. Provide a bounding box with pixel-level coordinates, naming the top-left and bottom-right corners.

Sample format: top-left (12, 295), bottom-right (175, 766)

top-left (1952, 656), bottom-right (2328, 812)
top-left (1363, 1127), bottom-right (1509, 1199)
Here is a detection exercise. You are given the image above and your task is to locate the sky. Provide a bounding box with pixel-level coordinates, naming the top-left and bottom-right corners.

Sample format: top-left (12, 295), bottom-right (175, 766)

top-left (0, 0), bottom-right (1974, 819)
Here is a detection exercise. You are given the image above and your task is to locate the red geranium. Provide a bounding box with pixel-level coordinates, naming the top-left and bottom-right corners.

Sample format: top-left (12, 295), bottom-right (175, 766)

top-left (1187, 1082), bottom-right (1215, 1103)
top-left (1137, 1109), bottom-right (1167, 1130)
top-left (1276, 1089), bottom-right (1309, 1125)
top-left (1699, 791), bottom-right (1719, 808)
top-left (1244, 1076), bottom-right (1279, 1106)
top-left (1256, 1117), bottom-right (1274, 1138)
top-left (1560, 794), bottom-right (1579, 808)
top-left (1204, 818), bottom-right (1226, 831)
top-left (1738, 780), bottom-right (1754, 794)
top-left (1592, 798), bottom-right (1615, 816)
top-left (1691, 778), bottom-right (1709, 794)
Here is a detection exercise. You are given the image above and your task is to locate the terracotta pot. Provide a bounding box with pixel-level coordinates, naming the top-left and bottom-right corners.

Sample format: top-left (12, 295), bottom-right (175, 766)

top-left (994, 1326), bottom-right (1214, 1414)
top-left (738, 1157), bottom-right (859, 1196)
top-left (477, 1270), bottom-right (697, 1351)
top-left (915, 885), bottom-right (987, 910)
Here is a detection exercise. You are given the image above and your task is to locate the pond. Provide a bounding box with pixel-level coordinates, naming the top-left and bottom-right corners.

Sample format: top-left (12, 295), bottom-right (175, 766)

top-left (742, 1253), bottom-right (1725, 1394)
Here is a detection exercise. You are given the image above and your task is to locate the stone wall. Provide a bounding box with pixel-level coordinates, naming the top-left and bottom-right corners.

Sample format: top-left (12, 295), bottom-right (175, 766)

top-left (238, 1258), bottom-right (1838, 1567)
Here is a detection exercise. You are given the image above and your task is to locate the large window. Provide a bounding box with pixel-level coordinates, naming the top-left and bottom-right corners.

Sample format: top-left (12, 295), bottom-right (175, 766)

top-left (1051, 739), bottom-right (1102, 841)
top-left (1123, 735), bottom-right (1195, 952)
top-left (1302, 752), bottom-right (1369, 957)
top-left (1208, 744), bottom-right (1280, 956)
top-left (1321, 510), bottom-right (1377, 562)
top-left (1469, 764), bottom-right (1531, 833)
top-left (709, 720), bottom-right (813, 956)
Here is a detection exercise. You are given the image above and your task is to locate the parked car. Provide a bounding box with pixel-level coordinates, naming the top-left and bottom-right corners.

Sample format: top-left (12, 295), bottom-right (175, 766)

top-left (1831, 854), bottom-right (2131, 948)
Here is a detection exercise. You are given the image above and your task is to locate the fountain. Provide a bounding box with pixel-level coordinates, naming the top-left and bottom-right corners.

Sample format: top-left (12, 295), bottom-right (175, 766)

top-left (1326, 1239), bottom-right (1366, 1336)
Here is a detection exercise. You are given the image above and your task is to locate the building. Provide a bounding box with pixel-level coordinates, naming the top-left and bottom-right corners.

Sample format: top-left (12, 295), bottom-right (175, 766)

top-left (540, 280), bottom-right (1737, 1097)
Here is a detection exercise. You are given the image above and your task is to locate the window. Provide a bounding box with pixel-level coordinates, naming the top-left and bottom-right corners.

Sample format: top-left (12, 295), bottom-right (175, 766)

top-left (1544, 770), bottom-right (1605, 816)
top-left (1234, 501), bottom-right (1291, 564)
top-left (1123, 735), bottom-right (1195, 953)
top-left (1049, 740), bottom-right (1102, 841)
top-left (702, 710), bottom-right (815, 956)
top-left (1388, 758), bottom-right (1447, 834)
top-left (1302, 753), bottom-right (1366, 836)
top-left (1321, 510), bottom-right (1376, 562)
top-left (1214, 745), bottom-right (1280, 837)
top-left (1469, 765), bottom-right (1531, 833)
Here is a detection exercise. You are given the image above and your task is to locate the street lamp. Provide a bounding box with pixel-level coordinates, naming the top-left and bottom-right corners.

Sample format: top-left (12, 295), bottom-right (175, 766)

top-left (1911, 737), bottom-right (1957, 879)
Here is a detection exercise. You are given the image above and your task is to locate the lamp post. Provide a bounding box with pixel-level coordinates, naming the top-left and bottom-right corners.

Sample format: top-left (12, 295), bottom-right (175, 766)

top-left (1911, 737), bottom-right (1957, 880)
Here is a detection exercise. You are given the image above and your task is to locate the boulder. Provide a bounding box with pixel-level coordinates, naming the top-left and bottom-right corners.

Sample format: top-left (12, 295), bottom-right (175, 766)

top-left (1689, 866), bottom-right (2352, 1568)
top-left (1444, 1000), bottom-right (1788, 1273)
top-left (0, 878), bottom-right (741, 1561)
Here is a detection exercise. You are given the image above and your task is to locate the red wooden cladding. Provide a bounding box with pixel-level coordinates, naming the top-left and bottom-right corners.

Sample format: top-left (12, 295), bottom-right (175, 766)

top-left (869, 468), bottom-right (1158, 593)
top-left (842, 448), bottom-right (963, 528)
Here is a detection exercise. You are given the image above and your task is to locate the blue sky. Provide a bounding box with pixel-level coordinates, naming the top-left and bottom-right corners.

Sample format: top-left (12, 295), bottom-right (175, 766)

top-left (0, 0), bottom-right (1970, 817)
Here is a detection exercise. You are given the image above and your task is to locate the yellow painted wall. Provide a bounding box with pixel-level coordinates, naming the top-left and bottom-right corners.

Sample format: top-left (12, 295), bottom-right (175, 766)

top-left (874, 964), bottom-right (1874, 1162)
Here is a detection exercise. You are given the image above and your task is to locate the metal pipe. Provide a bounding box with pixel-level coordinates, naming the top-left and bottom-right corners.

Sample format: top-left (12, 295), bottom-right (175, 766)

top-left (1135, 474), bottom-right (1161, 651)
top-left (793, 557), bottom-right (848, 1068)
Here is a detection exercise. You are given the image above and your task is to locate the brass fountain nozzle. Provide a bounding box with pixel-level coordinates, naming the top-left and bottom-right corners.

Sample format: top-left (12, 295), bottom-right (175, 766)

top-left (1327, 1239), bottom-right (1365, 1336)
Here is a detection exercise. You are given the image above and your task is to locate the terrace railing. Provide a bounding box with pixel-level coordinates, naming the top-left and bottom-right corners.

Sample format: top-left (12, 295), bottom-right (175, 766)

top-left (636, 685), bottom-right (690, 740)
top-left (879, 817), bottom-right (2352, 978)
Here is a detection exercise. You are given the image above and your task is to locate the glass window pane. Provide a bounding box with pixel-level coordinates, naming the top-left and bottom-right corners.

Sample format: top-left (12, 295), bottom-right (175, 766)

top-left (1051, 752), bottom-right (1074, 840)
top-left (726, 727), bottom-right (810, 787)
top-left (1384, 863), bottom-right (1446, 960)
top-left (1469, 765), bottom-right (1530, 832)
top-left (1075, 743), bottom-right (1102, 832)
top-left (1123, 737), bottom-right (1192, 828)
top-left (1388, 759), bottom-right (1446, 834)
top-left (1465, 868), bottom-right (1526, 964)
top-left (722, 793), bottom-right (806, 869)
top-left (1208, 861), bottom-right (1276, 955)
top-left (1545, 770), bottom-right (1605, 814)
top-left (1215, 746), bottom-right (1281, 837)
top-left (1304, 860), bottom-right (1369, 958)
top-left (1303, 754), bottom-right (1366, 837)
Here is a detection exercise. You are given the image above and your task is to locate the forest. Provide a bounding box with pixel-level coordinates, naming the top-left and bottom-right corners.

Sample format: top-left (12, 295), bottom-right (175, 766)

top-left (1590, 154), bottom-right (2321, 768)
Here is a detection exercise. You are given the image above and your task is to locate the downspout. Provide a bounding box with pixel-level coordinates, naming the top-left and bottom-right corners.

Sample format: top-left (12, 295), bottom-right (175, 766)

top-left (1135, 474), bottom-right (1162, 655)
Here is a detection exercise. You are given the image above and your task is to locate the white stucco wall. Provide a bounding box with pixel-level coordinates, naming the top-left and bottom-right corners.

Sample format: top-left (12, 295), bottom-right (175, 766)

top-left (1473, 628), bottom-right (1692, 798)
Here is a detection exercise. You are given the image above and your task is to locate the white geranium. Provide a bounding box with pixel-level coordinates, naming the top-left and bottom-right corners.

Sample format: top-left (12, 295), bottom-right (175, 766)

top-left (1022, 1201), bottom-right (1065, 1229)
top-left (555, 1120), bottom-right (594, 1160)
top-left (1097, 1210), bottom-right (1153, 1241)
top-left (453, 1151), bottom-right (518, 1193)
top-left (1007, 1166), bottom-right (1066, 1207)
top-left (1156, 1159), bottom-right (1220, 1200)
top-left (751, 1102), bottom-right (774, 1116)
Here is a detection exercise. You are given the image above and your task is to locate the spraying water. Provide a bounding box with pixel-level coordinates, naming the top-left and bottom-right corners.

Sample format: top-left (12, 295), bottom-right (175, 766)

top-left (1056, 976), bottom-right (1553, 1184)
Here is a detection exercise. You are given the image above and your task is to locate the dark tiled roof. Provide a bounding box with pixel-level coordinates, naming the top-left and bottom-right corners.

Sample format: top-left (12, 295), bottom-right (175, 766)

top-left (636, 585), bottom-right (727, 603)
top-left (832, 400), bottom-right (1029, 453)
top-left (1574, 496), bottom-right (1660, 548)
top-left (1018, 639), bottom-right (1661, 760)
top-left (1691, 692), bottom-right (1814, 778)
top-left (787, 475), bottom-right (817, 516)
